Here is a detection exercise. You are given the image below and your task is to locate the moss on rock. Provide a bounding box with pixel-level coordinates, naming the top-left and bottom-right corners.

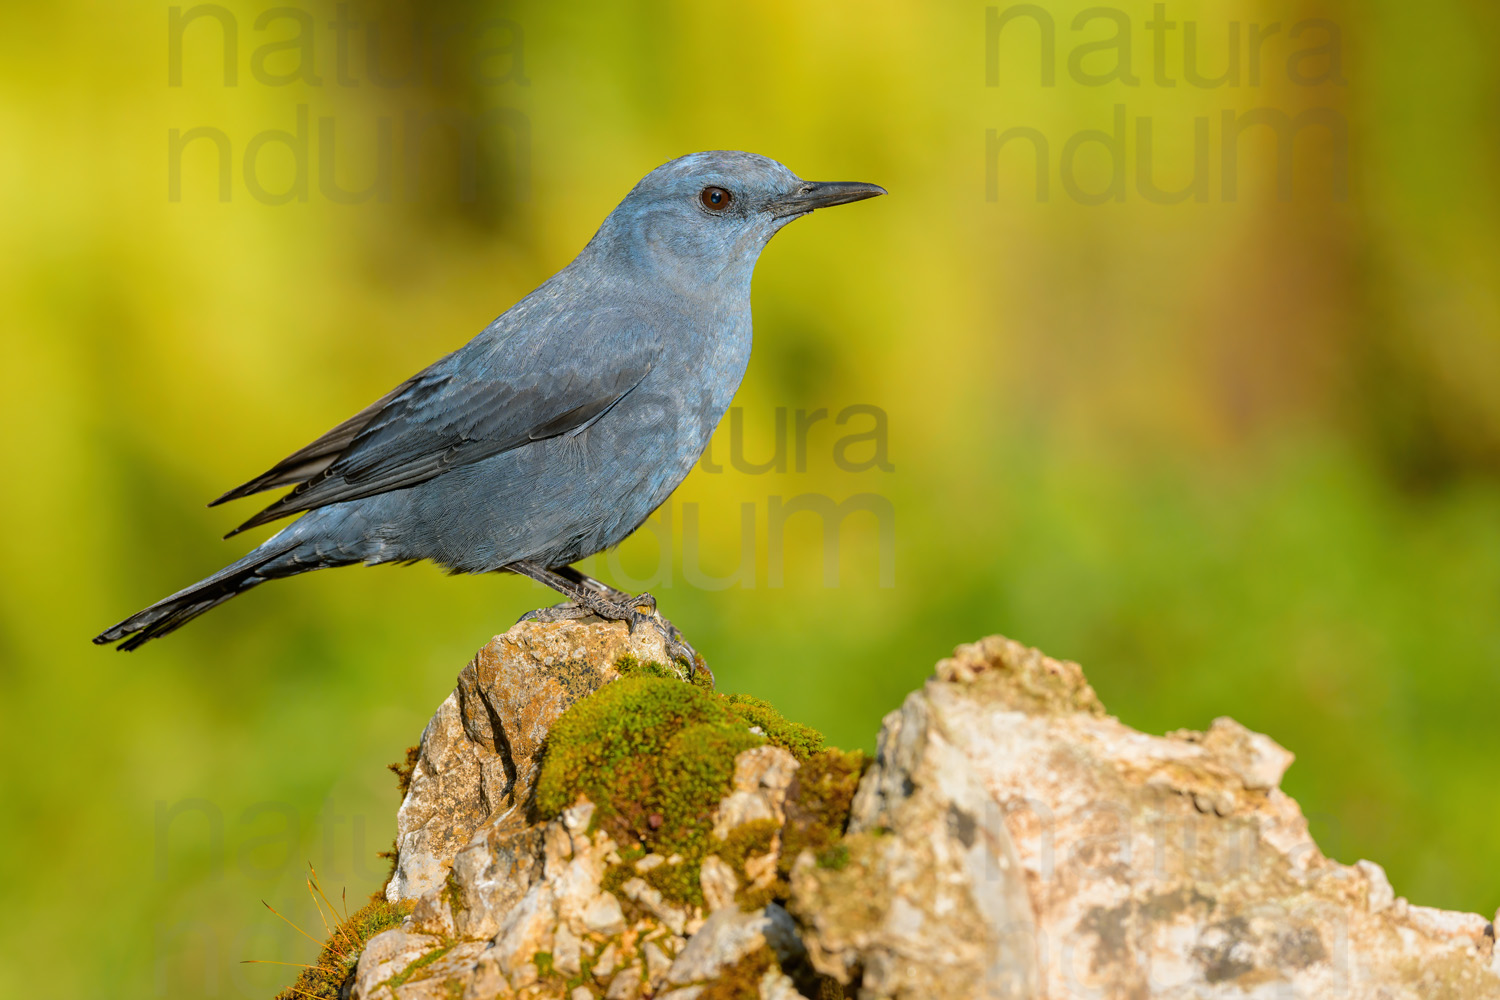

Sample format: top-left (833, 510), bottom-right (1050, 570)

top-left (613, 653), bottom-right (687, 682)
top-left (779, 748), bottom-right (867, 878)
top-left (695, 945), bottom-right (777, 999)
top-left (388, 744), bottom-right (422, 798)
top-left (723, 693), bottom-right (824, 761)
top-left (535, 665), bottom-right (840, 910)
top-left (271, 897), bottom-right (414, 1000)
top-left (535, 674), bottom-right (766, 906)
top-left (535, 675), bottom-right (762, 852)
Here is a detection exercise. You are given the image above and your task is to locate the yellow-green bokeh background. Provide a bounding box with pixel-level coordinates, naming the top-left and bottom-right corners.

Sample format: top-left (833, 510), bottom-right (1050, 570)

top-left (4, 1), bottom-right (1499, 996)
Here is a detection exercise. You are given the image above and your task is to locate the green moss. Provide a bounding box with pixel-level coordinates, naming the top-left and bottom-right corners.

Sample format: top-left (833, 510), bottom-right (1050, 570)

top-left (816, 844), bottom-right (850, 870)
top-left (600, 844), bottom-right (647, 897)
top-left (536, 676), bottom-right (762, 847)
top-left (388, 745), bottom-right (421, 798)
top-left (736, 883), bottom-right (780, 913)
top-left (690, 663), bottom-right (716, 690)
top-left (779, 749), bottom-right (866, 876)
top-left (639, 856), bottom-right (705, 904)
top-left (723, 694), bottom-right (824, 761)
top-left (535, 673), bottom-right (852, 911)
top-left (535, 675), bottom-right (772, 906)
top-left (272, 897), bottom-right (413, 1000)
top-left (615, 653), bottom-right (682, 680)
top-left (717, 818), bottom-right (779, 871)
top-left (443, 867), bottom-right (463, 917)
top-left (566, 954), bottom-right (598, 992)
top-left (712, 818), bottom-right (783, 910)
top-left (386, 943), bottom-right (455, 989)
top-left (815, 975), bottom-right (856, 999)
top-left (532, 951), bottom-right (555, 977)
top-left (696, 946), bottom-right (777, 999)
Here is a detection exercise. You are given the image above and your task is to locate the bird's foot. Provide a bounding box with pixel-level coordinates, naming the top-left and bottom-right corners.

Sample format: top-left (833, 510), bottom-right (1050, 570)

top-left (657, 614), bottom-right (712, 687)
top-left (507, 560), bottom-right (711, 684)
top-left (620, 596), bottom-right (709, 684)
top-left (565, 589), bottom-right (707, 683)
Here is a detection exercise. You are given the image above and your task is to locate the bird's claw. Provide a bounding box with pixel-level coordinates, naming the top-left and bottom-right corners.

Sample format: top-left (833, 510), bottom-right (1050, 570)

top-left (618, 604), bottom-right (695, 668)
top-left (603, 598), bottom-right (706, 683)
top-left (517, 601), bottom-right (590, 625)
top-left (652, 617), bottom-right (708, 684)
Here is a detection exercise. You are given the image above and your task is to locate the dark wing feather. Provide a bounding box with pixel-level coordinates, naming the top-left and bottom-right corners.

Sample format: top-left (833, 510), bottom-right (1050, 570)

top-left (223, 351), bottom-right (652, 537)
top-left (209, 369), bottom-right (433, 506)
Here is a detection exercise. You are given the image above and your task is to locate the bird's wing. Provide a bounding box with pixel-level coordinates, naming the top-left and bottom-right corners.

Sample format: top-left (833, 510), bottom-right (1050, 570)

top-left (217, 335), bottom-right (656, 537)
top-left (210, 370), bottom-right (431, 506)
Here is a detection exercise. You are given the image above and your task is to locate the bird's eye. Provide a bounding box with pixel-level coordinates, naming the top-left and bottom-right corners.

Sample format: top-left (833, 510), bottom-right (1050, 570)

top-left (699, 186), bottom-right (732, 211)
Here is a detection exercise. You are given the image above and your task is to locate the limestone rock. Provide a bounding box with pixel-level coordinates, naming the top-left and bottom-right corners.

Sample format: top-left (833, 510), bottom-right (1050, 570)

top-left (351, 930), bottom-right (441, 997)
top-left (665, 903), bottom-right (805, 985)
top-left (321, 622), bottom-right (1497, 1000)
top-left (713, 745), bottom-right (800, 838)
top-left (386, 617), bottom-right (683, 902)
top-left (792, 678), bottom-right (1039, 999)
top-left (922, 634), bottom-right (1500, 999)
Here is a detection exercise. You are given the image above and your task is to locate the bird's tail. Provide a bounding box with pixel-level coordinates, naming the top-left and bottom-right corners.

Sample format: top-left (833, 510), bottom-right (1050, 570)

top-left (94, 535), bottom-right (334, 651)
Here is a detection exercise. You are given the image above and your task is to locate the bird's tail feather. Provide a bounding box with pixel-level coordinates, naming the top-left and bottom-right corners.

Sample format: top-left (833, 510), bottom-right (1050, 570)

top-left (94, 538), bottom-right (315, 651)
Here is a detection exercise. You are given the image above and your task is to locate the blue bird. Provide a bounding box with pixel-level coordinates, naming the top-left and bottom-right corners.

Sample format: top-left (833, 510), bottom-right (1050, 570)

top-left (95, 151), bottom-right (885, 664)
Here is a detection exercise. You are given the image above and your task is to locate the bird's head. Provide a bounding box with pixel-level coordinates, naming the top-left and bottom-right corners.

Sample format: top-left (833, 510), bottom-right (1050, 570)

top-left (593, 150), bottom-right (885, 290)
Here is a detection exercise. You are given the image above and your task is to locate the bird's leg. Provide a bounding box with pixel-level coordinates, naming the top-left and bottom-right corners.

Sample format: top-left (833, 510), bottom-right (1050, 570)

top-left (550, 565), bottom-right (644, 608)
top-left (507, 561), bottom-right (706, 678)
top-left (508, 561), bottom-right (634, 624)
top-left (550, 565), bottom-right (661, 616)
top-left (511, 564), bottom-right (593, 624)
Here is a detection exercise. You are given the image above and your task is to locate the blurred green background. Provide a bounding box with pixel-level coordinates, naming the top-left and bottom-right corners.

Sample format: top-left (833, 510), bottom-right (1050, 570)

top-left (3, 0), bottom-right (1498, 995)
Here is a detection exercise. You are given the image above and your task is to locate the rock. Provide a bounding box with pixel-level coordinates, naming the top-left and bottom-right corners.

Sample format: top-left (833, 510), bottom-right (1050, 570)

top-left (758, 967), bottom-right (810, 1000)
top-left (665, 904), bottom-right (805, 985)
top-left (619, 877), bottom-right (689, 935)
top-left (699, 854), bottom-right (740, 911)
top-left (386, 692), bottom-right (491, 902)
top-left (643, 939), bottom-right (675, 985)
top-left (592, 941), bottom-right (619, 980)
top-left (713, 745), bottom-right (800, 838)
top-left (405, 886), bottom-right (455, 939)
top-left (604, 962), bottom-right (643, 999)
top-left (792, 681), bottom-right (1039, 999)
top-left (351, 930), bottom-right (441, 998)
top-left (582, 892), bottom-right (626, 935)
top-left (387, 617), bottom-right (683, 903)
top-left (302, 621), bottom-right (1497, 1000)
top-left (488, 882), bottom-right (556, 977)
top-left (918, 634), bottom-right (1500, 999)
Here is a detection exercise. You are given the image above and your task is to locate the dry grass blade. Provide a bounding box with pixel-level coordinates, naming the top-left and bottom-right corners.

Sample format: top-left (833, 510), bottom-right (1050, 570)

top-left (308, 865), bottom-right (357, 956)
top-left (281, 988), bottom-right (328, 1000)
top-left (239, 960), bottom-right (326, 970)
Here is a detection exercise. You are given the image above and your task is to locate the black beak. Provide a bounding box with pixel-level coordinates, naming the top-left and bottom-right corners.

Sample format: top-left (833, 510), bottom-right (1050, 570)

top-left (770, 181), bottom-right (887, 218)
